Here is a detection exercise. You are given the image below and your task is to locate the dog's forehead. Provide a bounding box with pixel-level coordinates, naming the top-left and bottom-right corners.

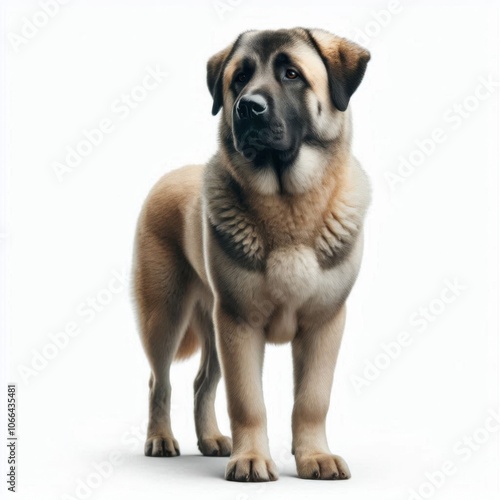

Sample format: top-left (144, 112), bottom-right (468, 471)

top-left (242, 29), bottom-right (307, 61)
top-left (223, 29), bottom-right (329, 99)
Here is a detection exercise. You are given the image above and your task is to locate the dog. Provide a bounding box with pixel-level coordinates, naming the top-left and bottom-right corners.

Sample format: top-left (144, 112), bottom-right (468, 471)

top-left (133, 27), bottom-right (371, 482)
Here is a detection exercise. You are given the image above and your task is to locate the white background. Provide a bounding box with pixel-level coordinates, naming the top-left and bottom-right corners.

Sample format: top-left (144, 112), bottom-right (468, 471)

top-left (1, 0), bottom-right (499, 499)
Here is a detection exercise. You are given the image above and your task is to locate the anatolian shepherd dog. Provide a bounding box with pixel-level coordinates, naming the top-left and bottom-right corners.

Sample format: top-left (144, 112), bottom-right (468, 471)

top-left (133, 27), bottom-right (371, 482)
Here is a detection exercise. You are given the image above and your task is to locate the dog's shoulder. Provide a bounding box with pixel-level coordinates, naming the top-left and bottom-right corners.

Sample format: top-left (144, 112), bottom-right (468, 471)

top-left (139, 164), bottom-right (204, 242)
top-left (315, 156), bottom-right (371, 268)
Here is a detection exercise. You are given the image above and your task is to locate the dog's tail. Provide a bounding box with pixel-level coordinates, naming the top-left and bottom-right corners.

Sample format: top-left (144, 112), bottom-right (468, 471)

top-left (174, 325), bottom-right (200, 361)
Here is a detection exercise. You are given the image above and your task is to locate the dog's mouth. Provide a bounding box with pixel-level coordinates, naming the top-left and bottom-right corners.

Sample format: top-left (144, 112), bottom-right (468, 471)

top-left (232, 121), bottom-right (300, 166)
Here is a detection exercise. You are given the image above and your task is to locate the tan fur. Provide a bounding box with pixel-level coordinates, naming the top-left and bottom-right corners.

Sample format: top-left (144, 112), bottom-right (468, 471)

top-left (174, 325), bottom-right (199, 361)
top-left (133, 28), bottom-right (370, 480)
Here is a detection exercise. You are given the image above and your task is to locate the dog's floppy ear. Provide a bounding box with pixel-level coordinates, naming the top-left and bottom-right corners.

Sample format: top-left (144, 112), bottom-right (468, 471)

top-left (307, 29), bottom-right (370, 112)
top-left (207, 43), bottom-right (235, 116)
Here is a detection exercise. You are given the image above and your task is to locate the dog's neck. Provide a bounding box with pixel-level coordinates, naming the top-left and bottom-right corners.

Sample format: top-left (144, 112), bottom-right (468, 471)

top-left (204, 125), bottom-right (370, 270)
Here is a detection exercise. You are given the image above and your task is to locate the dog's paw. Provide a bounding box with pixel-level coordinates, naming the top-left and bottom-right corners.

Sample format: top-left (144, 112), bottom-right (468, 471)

top-left (198, 435), bottom-right (232, 457)
top-left (225, 454), bottom-right (279, 482)
top-left (296, 453), bottom-right (350, 480)
top-left (144, 435), bottom-right (180, 457)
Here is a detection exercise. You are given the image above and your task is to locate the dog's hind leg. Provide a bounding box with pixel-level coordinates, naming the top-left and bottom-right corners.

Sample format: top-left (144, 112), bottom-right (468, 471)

top-left (134, 235), bottom-right (197, 457)
top-left (192, 304), bottom-right (232, 456)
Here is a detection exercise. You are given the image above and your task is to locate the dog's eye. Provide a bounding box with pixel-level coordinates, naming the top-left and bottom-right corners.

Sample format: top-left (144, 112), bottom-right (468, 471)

top-left (285, 69), bottom-right (299, 80)
top-left (235, 72), bottom-right (247, 83)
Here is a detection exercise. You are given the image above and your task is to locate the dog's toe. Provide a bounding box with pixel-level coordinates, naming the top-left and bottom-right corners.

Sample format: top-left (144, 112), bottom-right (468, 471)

top-left (198, 435), bottom-right (232, 457)
top-left (144, 436), bottom-right (180, 457)
top-left (225, 454), bottom-right (278, 482)
top-left (296, 453), bottom-right (350, 480)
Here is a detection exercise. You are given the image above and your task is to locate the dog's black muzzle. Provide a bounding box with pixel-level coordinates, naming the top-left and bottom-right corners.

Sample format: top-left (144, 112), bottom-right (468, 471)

top-left (232, 93), bottom-right (291, 160)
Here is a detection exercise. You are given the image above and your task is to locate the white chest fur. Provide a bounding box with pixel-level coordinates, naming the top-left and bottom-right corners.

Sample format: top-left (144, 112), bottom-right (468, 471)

top-left (263, 237), bottom-right (363, 344)
top-left (264, 246), bottom-right (320, 344)
top-left (266, 245), bottom-right (320, 303)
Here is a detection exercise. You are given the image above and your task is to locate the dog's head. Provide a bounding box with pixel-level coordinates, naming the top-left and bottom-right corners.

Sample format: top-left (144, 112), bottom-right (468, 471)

top-left (207, 28), bottom-right (370, 194)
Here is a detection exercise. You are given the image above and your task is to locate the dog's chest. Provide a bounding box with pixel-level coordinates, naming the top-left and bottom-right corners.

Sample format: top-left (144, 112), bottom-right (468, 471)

top-left (265, 245), bottom-right (320, 301)
top-left (263, 246), bottom-right (322, 343)
top-left (260, 237), bottom-right (362, 343)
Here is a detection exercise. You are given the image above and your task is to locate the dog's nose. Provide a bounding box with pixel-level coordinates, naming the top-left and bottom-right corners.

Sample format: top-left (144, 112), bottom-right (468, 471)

top-left (236, 94), bottom-right (268, 120)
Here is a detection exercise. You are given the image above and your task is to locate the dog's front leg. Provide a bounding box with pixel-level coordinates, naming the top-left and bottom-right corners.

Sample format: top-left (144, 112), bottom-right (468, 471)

top-left (215, 305), bottom-right (278, 482)
top-left (292, 305), bottom-right (351, 480)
